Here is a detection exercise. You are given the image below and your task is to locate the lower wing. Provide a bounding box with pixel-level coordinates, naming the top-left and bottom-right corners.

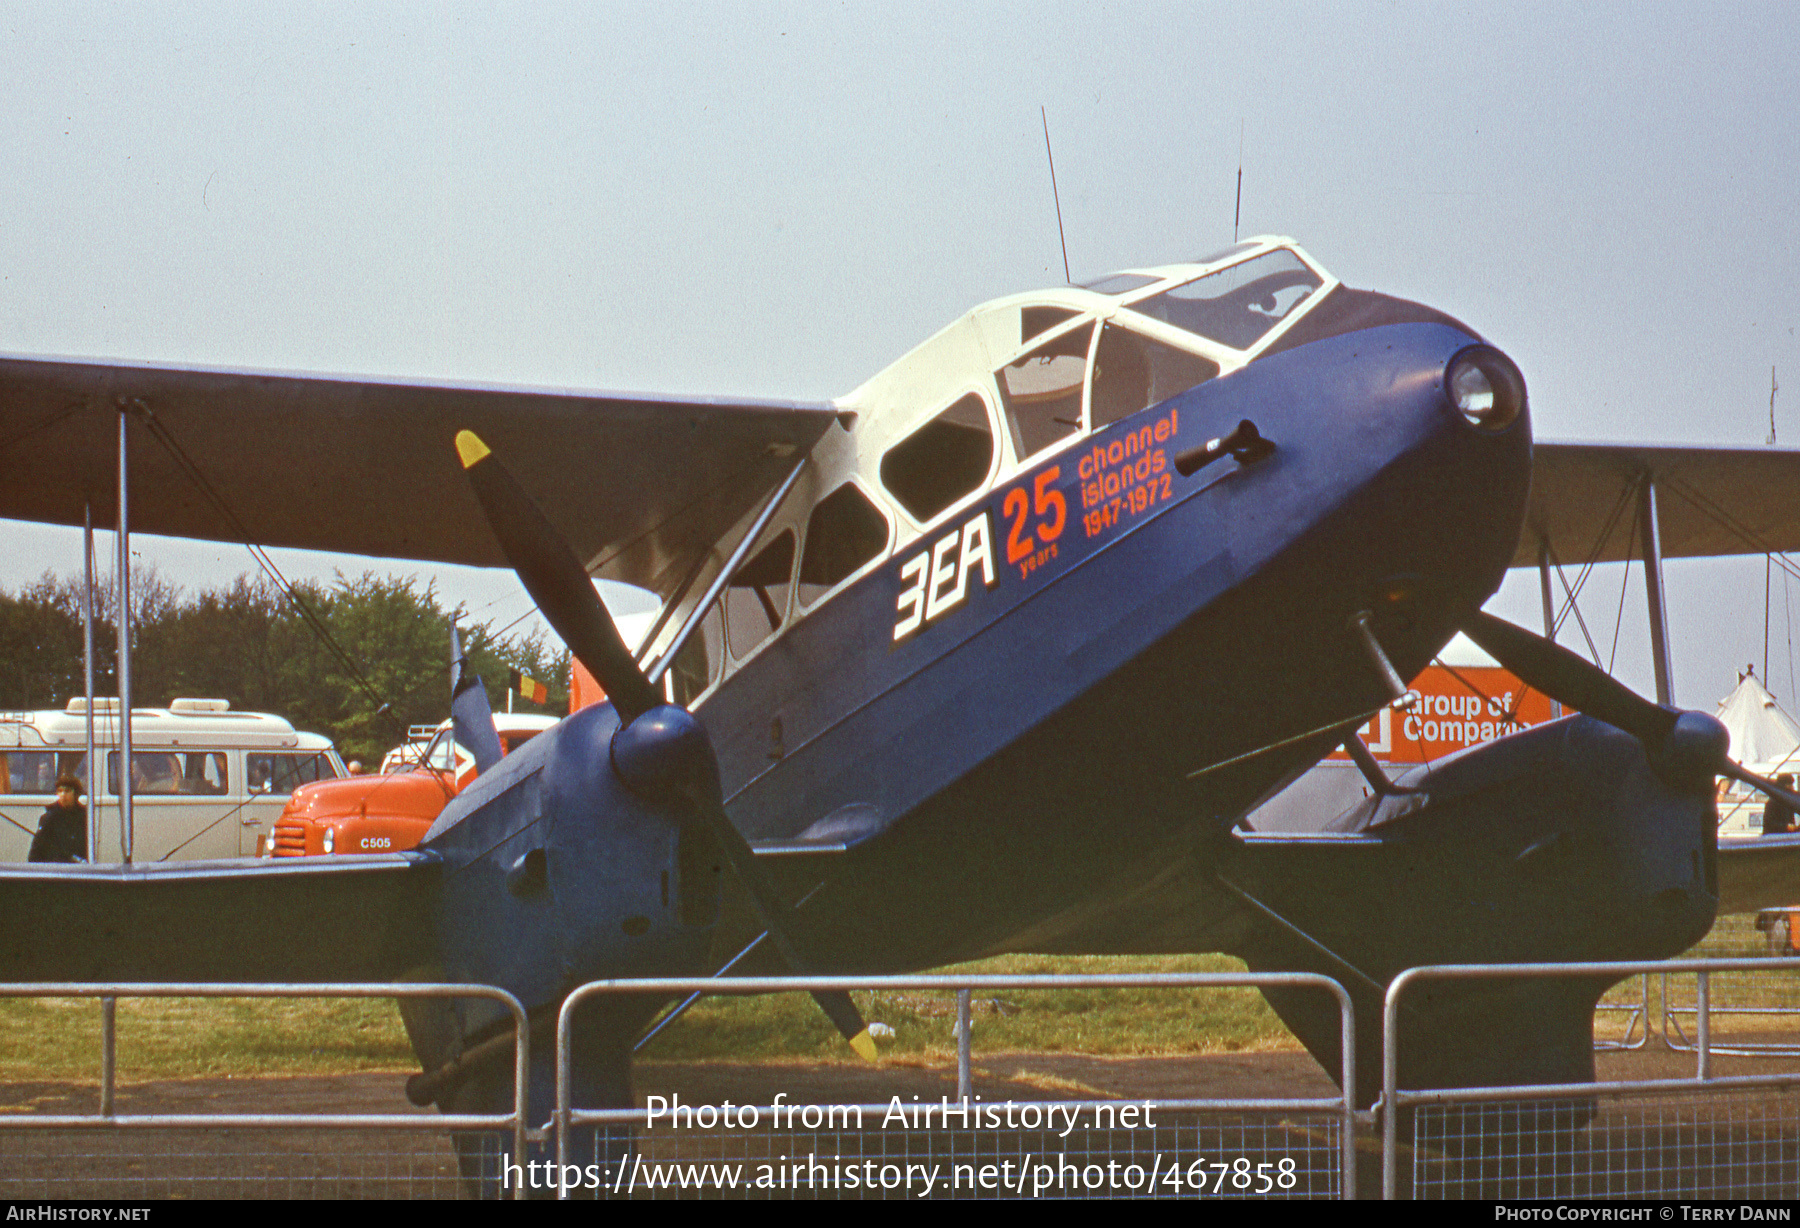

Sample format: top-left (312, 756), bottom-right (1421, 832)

top-left (0, 854), bottom-right (437, 982)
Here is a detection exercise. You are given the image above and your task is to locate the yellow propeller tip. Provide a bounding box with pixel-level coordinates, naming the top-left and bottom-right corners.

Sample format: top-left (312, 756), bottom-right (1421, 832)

top-left (455, 430), bottom-right (491, 469)
top-left (849, 1029), bottom-right (878, 1062)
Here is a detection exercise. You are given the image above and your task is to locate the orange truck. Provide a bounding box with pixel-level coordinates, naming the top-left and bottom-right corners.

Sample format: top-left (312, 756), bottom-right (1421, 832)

top-left (267, 714), bottom-right (557, 857)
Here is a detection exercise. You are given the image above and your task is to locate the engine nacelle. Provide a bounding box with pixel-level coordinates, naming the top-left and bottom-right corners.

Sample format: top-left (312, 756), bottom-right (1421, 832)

top-left (406, 701), bottom-right (720, 1073)
top-left (1230, 715), bottom-right (1717, 1108)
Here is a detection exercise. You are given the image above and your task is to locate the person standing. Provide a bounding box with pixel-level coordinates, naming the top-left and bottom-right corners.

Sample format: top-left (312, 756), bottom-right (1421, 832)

top-left (29, 774), bottom-right (88, 863)
top-left (1762, 775), bottom-right (1797, 836)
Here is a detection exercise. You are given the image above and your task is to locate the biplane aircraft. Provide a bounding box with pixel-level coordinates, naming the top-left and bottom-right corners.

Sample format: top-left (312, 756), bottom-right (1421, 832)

top-left (3, 235), bottom-right (1800, 1147)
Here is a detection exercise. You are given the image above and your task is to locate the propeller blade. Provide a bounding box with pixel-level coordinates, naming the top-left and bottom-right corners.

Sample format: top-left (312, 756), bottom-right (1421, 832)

top-left (1463, 611), bottom-right (1734, 789)
top-left (456, 431), bottom-right (661, 724)
top-left (449, 625), bottom-right (504, 776)
top-left (1720, 762), bottom-right (1800, 815)
top-left (459, 432), bottom-right (874, 1059)
top-left (609, 707), bottom-right (877, 1060)
top-left (692, 793), bottom-right (876, 1059)
top-left (1462, 611), bottom-right (1678, 750)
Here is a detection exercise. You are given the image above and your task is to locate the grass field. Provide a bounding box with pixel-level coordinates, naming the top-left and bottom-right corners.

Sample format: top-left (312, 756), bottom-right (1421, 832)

top-left (8, 918), bottom-right (1799, 1084)
top-left (636, 954), bottom-right (1299, 1063)
top-left (0, 994), bottom-right (416, 1082)
top-left (0, 954), bottom-right (1297, 1082)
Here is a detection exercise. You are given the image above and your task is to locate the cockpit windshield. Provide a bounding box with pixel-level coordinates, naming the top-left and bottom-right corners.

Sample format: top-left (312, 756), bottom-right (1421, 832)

top-left (1129, 249), bottom-right (1323, 350)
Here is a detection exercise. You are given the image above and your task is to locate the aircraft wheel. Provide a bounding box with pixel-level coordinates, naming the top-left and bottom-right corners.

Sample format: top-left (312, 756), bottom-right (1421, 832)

top-left (1769, 917), bottom-right (1792, 958)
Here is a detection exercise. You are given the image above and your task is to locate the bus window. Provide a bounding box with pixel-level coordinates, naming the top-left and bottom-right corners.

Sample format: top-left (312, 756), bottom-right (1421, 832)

top-left (246, 752), bottom-right (338, 795)
top-left (1, 752), bottom-right (51, 795)
top-left (109, 751), bottom-right (229, 796)
top-left (0, 751), bottom-right (87, 795)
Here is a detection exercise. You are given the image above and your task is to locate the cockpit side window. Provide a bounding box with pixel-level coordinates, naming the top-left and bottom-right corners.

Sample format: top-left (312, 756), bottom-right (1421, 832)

top-left (1022, 306), bottom-right (1078, 342)
top-left (725, 530), bottom-right (796, 662)
top-left (799, 483), bottom-right (890, 606)
top-left (1090, 324), bottom-right (1221, 429)
top-left (997, 322), bottom-right (1094, 461)
top-left (1130, 249), bottom-right (1323, 350)
top-left (879, 393), bottom-right (994, 524)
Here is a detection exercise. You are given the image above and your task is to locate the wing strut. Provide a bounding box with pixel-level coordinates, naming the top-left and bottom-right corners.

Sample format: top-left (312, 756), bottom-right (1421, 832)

top-left (645, 455), bottom-right (809, 689)
top-left (1340, 735), bottom-right (1421, 798)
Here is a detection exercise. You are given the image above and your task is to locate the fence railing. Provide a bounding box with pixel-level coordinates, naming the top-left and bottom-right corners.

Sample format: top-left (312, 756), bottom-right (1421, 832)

top-left (557, 972), bottom-right (1357, 1200)
top-left (0, 981), bottom-right (529, 1200)
top-left (1382, 958), bottom-right (1800, 1200)
top-left (3, 951), bottom-right (1800, 1199)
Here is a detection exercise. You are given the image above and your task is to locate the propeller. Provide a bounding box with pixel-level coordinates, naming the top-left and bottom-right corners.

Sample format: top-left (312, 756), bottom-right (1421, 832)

top-left (454, 430), bottom-right (877, 1060)
top-left (456, 431), bottom-right (662, 724)
top-left (448, 624), bottom-right (504, 776)
top-left (1462, 610), bottom-right (1800, 811)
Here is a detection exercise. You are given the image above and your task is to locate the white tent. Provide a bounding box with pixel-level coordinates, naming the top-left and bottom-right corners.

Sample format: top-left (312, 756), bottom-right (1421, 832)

top-left (1716, 672), bottom-right (1800, 775)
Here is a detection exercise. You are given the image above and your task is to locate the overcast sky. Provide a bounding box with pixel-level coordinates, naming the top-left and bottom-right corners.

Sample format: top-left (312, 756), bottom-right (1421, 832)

top-left (2, 2), bottom-right (1797, 704)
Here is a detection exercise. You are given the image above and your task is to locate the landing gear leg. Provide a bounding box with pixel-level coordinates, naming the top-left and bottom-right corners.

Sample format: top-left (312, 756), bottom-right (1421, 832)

top-left (440, 1016), bottom-right (635, 1200)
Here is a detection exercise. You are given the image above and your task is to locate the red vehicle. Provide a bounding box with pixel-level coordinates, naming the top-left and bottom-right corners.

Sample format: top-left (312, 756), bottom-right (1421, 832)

top-left (268, 715), bottom-right (557, 857)
top-left (1755, 909), bottom-right (1800, 957)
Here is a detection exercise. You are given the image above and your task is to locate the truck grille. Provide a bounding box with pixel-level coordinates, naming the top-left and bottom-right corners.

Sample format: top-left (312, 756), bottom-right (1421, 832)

top-left (271, 821), bottom-right (312, 856)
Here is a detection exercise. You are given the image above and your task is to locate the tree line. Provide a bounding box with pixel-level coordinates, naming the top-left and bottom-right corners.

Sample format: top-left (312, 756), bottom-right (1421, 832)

top-left (0, 570), bottom-right (570, 764)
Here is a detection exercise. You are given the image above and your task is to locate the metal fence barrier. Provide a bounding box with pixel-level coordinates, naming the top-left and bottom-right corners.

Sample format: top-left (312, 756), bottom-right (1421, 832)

top-left (0, 982), bottom-right (528, 1200)
top-left (1593, 974), bottom-right (1649, 1050)
top-left (1660, 914), bottom-right (1800, 1058)
top-left (556, 973), bottom-right (1357, 1200)
top-left (11, 957), bottom-right (1800, 1199)
top-left (1384, 959), bottom-right (1800, 1200)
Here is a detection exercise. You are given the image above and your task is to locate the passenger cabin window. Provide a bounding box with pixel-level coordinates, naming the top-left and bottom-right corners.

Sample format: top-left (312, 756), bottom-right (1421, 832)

top-left (108, 750), bottom-right (229, 795)
top-left (246, 751), bottom-right (335, 794)
top-left (725, 530), bottom-right (796, 661)
top-left (799, 483), bottom-right (890, 605)
top-left (997, 322), bottom-right (1093, 461)
top-left (1131, 249), bottom-right (1323, 350)
top-left (1090, 324), bottom-right (1221, 429)
top-left (880, 394), bottom-right (994, 524)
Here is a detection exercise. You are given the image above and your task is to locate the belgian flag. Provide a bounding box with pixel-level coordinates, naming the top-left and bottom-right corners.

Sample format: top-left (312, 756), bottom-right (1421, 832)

top-left (509, 668), bottom-right (549, 706)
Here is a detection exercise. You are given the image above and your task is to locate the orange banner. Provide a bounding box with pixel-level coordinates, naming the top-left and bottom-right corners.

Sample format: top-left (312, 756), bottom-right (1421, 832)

top-left (1327, 665), bottom-right (1557, 765)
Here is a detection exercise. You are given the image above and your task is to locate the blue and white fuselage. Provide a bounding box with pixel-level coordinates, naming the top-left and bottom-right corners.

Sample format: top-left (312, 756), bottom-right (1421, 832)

top-left (636, 237), bottom-right (1533, 970)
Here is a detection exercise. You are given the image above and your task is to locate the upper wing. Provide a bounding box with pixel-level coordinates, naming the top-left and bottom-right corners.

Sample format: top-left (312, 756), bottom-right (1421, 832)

top-left (1515, 441), bottom-right (1800, 567)
top-left (0, 354), bottom-right (838, 596)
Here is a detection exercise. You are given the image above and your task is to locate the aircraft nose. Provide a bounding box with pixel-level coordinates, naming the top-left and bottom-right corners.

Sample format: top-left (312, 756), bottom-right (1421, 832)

top-left (1200, 319), bottom-right (1535, 647)
top-left (1442, 343), bottom-right (1528, 436)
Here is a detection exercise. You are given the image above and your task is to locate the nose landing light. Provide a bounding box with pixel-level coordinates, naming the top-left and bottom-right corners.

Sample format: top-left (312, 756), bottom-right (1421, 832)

top-left (1447, 345), bottom-right (1526, 433)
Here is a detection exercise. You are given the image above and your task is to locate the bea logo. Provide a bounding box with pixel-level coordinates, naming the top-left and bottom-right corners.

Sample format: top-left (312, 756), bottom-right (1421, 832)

top-left (893, 511), bottom-right (997, 641)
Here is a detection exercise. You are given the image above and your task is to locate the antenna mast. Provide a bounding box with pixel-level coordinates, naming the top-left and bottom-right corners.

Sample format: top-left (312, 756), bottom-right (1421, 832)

top-left (1041, 106), bottom-right (1070, 283)
top-left (1233, 120), bottom-right (1244, 243)
top-left (1769, 365), bottom-right (1780, 445)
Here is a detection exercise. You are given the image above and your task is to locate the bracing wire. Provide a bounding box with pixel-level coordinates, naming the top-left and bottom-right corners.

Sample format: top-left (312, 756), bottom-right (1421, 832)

top-left (124, 403), bottom-right (400, 730)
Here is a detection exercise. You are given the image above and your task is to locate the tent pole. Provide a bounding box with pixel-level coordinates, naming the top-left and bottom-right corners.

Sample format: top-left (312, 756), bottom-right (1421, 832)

top-left (116, 407), bottom-right (133, 865)
top-left (1638, 475), bottom-right (1674, 706)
